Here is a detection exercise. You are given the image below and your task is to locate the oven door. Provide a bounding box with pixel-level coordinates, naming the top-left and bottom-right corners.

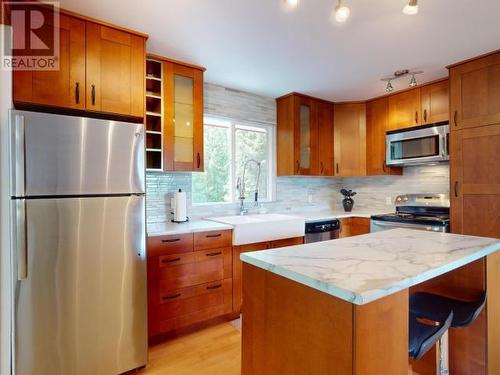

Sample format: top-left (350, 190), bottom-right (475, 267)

top-left (370, 220), bottom-right (447, 233)
top-left (386, 123), bottom-right (449, 166)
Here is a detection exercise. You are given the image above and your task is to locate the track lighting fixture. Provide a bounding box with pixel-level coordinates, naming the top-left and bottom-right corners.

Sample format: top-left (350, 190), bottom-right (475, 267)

top-left (386, 81), bottom-right (394, 93)
top-left (381, 70), bottom-right (423, 92)
top-left (409, 74), bottom-right (418, 87)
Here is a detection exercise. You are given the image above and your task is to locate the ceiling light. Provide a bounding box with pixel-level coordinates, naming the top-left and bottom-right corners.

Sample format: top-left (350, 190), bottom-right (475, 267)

top-left (283, 0), bottom-right (299, 9)
top-left (334, 0), bottom-right (350, 23)
top-left (403, 0), bottom-right (418, 15)
top-left (409, 74), bottom-right (417, 87)
top-left (386, 81), bottom-right (394, 93)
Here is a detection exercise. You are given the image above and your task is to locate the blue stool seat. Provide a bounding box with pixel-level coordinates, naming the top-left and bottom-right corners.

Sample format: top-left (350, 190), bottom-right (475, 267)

top-left (409, 311), bottom-right (453, 360)
top-left (410, 291), bottom-right (487, 328)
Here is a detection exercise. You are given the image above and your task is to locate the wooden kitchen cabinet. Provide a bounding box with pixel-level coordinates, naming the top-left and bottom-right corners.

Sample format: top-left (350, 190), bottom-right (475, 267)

top-left (12, 6), bottom-right (147, 119)
top-left (388, 88), bottom-right (421, 130)
top-left (86, 22), bottom-right (145, 117)
top-left (147, 229), bottom-right (234, 338)
top-left (339, 217), bottom-right (371, 238)
top-left (449, 51), bottom-right (500, 130)
top-left (333, 103), bottom-right (366, 177)
top-left (366, 97), bottom-right (402, 176)
top-left (276, 93), bottom-right (319, 175)
top-left (450, 124), bottom-right (500, 238)
top-left (232, 236), bottom-right (305, 313)
top-left (13, 13), bottom-right (86, 110)
top-left (276, 93), bottom-right (334, 176)
top-left (421, 79), bottom-right (449, 124)
top-left (145, 54), bottom-right (205, 172)
top-left (317, 100), bottom-right (334, 176)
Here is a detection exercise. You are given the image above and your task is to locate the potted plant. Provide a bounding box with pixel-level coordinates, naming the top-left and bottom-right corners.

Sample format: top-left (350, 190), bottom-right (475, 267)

top-left (340, 189), bottom-right (357, 212)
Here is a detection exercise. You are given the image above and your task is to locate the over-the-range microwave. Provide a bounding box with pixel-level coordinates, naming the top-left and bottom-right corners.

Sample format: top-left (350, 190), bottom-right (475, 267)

top-left (386, 121), bottom-right (449, 166)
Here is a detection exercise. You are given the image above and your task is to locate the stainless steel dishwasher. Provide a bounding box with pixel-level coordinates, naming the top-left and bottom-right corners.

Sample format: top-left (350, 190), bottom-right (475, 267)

top-left (305, 219), bottom-right (341, 243)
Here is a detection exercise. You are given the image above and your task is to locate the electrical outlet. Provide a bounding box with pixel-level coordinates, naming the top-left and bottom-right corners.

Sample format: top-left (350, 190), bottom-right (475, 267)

top-left (386, 197), bottom-right (393, 205)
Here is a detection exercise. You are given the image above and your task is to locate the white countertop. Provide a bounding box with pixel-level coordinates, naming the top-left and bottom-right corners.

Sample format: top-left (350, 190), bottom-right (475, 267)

top-left (147, 220), bottom-right (233, 236)
top-left (292, 210), bottom-right (387, 222)
top-left (240, 228), bottom-right (500, 305)
top-left (147, 210), bottom-right (385, 237)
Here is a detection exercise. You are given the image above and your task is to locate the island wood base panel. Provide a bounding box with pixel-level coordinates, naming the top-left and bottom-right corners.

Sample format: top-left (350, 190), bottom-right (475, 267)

top-left (242, 254), bottom-right (500, 375)
top-left (241, 263), bottom-right (408, 375)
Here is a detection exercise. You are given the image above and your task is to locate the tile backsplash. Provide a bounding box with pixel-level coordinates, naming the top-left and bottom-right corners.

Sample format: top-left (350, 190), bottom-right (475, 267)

top-left (146, 164), bottom-right (450, 223)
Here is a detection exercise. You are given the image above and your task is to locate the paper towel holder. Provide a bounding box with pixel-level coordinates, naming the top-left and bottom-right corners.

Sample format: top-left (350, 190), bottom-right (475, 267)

top-left (171, 189), bottom-right (190, 223)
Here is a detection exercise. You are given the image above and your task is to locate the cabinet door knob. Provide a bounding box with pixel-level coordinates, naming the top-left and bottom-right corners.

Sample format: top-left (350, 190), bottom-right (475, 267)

top-left (91, 84), bottom-right (96, 106)
top-left (75, 82), bottom-right (80, 104)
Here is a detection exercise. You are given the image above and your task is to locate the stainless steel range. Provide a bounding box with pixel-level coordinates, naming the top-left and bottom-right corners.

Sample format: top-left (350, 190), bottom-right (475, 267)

top-left (371, 194), bottom-right (450, 233)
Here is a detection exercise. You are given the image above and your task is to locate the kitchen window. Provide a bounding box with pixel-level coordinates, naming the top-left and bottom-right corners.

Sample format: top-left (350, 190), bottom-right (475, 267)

top-left (192, 117), bottom-right (275, 204)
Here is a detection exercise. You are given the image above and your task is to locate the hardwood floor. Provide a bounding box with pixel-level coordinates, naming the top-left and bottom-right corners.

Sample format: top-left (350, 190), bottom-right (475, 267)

top-left (140, 322), bottom-right (241, 374)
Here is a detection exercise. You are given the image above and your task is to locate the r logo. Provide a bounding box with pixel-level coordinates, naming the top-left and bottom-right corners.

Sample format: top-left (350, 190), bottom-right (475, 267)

top-left (2, 2), bottom-right (60, 71)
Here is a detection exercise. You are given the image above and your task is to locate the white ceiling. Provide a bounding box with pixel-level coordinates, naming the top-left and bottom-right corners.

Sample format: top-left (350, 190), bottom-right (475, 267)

top-left (60, 0), bottom-right (500, 101)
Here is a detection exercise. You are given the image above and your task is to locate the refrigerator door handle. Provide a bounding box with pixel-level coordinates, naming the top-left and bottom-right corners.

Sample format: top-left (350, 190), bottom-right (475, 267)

top-left (11, 113), bottom-right (25, 197)
top-left (13, 199), bottom-right (27, 280)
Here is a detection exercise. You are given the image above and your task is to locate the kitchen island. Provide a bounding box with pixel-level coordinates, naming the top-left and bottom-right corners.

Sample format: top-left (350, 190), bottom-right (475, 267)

top-left (240, 229), bottom-right (500, 375)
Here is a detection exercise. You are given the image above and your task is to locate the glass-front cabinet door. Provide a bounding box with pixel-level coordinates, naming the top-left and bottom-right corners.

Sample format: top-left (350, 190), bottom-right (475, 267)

top-left (294, 96), bottom-right (318, 175)
top-left (164, 62), bottom-right (204, 171)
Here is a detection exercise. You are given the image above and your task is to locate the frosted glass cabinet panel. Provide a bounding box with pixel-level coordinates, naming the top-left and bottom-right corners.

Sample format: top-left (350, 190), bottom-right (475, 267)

top-left (163, 60), bottom-right (205, 171)
top-left (299, 105), bottom-right (311, 169)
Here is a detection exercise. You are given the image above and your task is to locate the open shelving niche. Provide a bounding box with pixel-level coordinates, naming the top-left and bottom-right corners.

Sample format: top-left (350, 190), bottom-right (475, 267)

top-left (145, 58), bottom-right (164, 171)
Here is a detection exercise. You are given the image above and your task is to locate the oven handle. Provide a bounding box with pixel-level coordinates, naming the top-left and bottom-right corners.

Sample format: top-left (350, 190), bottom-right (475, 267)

top-left (371, 220), bottom-right (436, 231)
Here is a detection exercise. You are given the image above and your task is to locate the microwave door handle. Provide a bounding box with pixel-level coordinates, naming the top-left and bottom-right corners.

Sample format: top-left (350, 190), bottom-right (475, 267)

top-left (11, 113), bottom-right (26, 197)
top-left (13, 200), bottom-right (27, 280)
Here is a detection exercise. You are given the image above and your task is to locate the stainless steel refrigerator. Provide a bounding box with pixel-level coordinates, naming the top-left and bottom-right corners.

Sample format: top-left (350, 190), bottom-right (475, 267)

top-left (10, 110), bottom-right (147, 375)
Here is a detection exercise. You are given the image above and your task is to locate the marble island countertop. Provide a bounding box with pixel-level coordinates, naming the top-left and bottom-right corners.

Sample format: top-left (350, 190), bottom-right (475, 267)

top-left (240, 228), bottom-right (500, 305)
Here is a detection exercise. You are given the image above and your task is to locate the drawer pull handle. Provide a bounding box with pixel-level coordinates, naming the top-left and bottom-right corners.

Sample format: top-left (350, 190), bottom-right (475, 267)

top-left (206, 284), bottom-right (222, 290)
top-left (162, 293), bottom-right (181, 300)
top-left (454, 181), bottom-right (459, 197)
top-left (162, 238), bottom-right (180, 243)
top-left (454, 111), bottom-right (458, 127)
top-left (162, 257), bottom-right (181, 263)
top-left (206, 251), bottom-right (222, 257)
top-left (206, 233), bottom-right (222, 238)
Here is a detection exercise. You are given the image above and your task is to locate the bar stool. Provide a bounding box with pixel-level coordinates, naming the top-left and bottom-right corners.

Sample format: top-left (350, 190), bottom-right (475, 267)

top-left (409, 291), bottom-right (487, 375)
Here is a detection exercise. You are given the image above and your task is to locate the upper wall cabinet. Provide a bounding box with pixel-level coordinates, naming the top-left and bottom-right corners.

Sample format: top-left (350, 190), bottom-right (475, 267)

top-left (13, 13), bottom-right (86, 110)
top-left (277, 93), bottom-right (333, 176)
top-left (333, 103), bottom-right (366, 177)
top-left (388, 88), bottom-right (421, 130)
top-left (86, 23), bottom-right (145, 118)
top-left (421, 80), bottom-right (449, 124)
top-left (13, 7), bottom-right (147, 119)
top-left (366, 97), bottom-right (401, 176)
top-left (145, 55), bottom-right (205, 172)
top-left (450, 52), bottom-right (500, 130)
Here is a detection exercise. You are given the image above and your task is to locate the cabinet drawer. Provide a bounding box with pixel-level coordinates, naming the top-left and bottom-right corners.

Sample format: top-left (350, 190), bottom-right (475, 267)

top-left (149, 278), bottom-right (232, 336)
top-left (194, 230), bottom-right (232, 250)
top-left (148, 233), bottom-right (193, 256)
top-left (153, 247), bottom-right (232, 292)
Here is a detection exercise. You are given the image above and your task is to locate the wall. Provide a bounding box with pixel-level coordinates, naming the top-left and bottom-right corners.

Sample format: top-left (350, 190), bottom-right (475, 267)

top-left (146, 82), bottom-right (450, 224)
top-left (146, 164), bottom-right (450, 223)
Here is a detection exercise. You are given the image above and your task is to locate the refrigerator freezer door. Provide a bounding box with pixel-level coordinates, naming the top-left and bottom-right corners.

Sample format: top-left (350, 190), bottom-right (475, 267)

top-left (13, 196), bottom-right (147, 375)
top-left (10, 110), bottom-right (145, 197)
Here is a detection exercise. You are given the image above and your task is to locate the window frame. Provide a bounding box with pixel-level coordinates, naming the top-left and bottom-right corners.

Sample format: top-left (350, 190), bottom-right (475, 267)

top-left (192, 116), bottom-right (276, 206)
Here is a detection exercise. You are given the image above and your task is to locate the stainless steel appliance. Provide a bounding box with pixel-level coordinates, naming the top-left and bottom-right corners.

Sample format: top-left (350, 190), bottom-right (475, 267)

top-left (10, 110), bottom-right (147, 375)
top-left (305, 219), bottom-right (341, 243)
top-left (371, 194), bottom-right (450, 233)
top-left (386, 122), bottom-right (449, 166)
